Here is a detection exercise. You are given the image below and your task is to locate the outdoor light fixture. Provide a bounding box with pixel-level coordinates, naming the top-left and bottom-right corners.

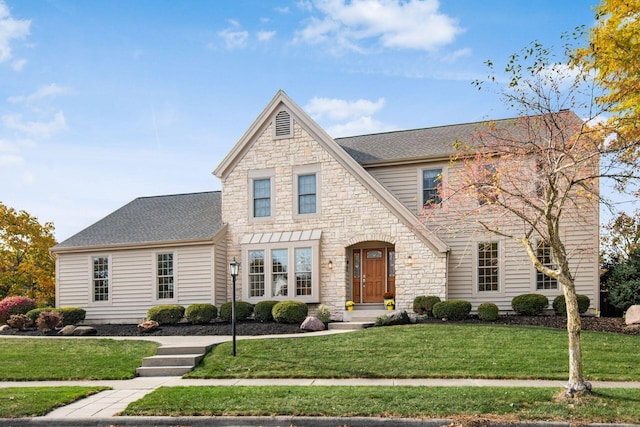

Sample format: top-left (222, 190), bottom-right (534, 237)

top-left (407, 255), bottom-right (413, 266)
top-left (328, 260), bottom-right (333, 270)
top-left (228, 257), bottom-right (240, 357)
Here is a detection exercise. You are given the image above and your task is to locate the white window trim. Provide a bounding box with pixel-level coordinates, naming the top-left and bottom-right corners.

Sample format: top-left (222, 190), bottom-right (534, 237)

top-left (154, 251), bottom-right (178, 303)
top-left (241, 239), bottom-right (320, 304)
top-left (531, 240), bottom-right (560, 294)
top-left (417, 164), bottom-right (447, 210)
top-left (472, 239), bottom-right (505, 296)
top-left (293, 164), bottom-right (321, 218)
top-left (89, 254), bottom-right (112, 305)
top-left (248, 168), bottom-right (275, 222)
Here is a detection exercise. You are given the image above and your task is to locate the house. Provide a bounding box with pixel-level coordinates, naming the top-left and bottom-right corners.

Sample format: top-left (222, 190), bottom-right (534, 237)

top-left (52, 90), bottom-right (599, 323)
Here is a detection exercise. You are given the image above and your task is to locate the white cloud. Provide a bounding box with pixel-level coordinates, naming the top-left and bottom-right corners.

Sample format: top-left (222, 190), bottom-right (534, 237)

top-left (8, 83), bottom-right (71, 104)
top-left (0, 153), bottom-right (23, 166)
top-left (327, 116), bottom-right (393, 137)
top-left (11, 57), bottom-right (26, 70)
top-left (2, 111), bottom-right (68, 139)
top-left (305, 96), bottom-right (392, 136)
top-left (441, 47), bottom-right (471, 63)
top-left (257, 30), bottom-right (276, 42)
top-left (218, 28), bottom-right (249, 49)
top-left (295, 0), bottom-right (463, 54)
top-left (0, 0), bottom-right (30, 64)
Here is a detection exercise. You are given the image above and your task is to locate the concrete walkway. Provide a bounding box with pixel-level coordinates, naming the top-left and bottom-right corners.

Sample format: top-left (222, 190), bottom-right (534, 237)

top-left (2, 331), bottom-right (640, 426)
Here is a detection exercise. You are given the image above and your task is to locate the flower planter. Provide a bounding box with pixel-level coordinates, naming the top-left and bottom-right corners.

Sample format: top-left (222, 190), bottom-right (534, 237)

top-left (347, 306), bottom-right (354, 311)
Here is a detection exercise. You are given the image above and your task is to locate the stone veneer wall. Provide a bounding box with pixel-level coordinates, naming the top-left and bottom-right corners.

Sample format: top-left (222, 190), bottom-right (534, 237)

top-left (220, 120), bottom-right (447, 317)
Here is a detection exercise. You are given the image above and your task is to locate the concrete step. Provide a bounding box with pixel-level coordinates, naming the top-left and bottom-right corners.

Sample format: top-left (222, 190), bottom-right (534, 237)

top-left (156, 345), bottom-right (213, 355)
top-left (343, 308), bottom-right (395, 323)
top-left (136, 366), bottom-right (195, 377)
top-left (328, 321), bottom-right (374, 330)
top-left (141, 354), bottom-right (204, 367)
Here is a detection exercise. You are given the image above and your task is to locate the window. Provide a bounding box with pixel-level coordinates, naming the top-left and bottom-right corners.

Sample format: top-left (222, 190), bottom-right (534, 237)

top-left (478, 242), bottom-right (499, 292)
top-left (157, 253), bottom-right (174, 299)
top-left (536, 241), bottom-right (558, 290)
top-left (298, 174), bottom-right (317, 214)
top-left (295, 247), bottom-right (312, 296)
top-left (423, 168), bottom-right (442, 206)
top-left (388, 250), bottom-right (396, 277)
top-left (272, 249), bottom-right (288, 297)
top-left (92, 256), bottom-right (109, 302)
top-left (253, 178), bottom-right (271, 218)
top-left (248, 250), bottom-right (266, 297)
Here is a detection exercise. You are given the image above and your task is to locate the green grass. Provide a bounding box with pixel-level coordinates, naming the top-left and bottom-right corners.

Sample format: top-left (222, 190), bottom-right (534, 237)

top-left (186, 324), bottom-right (640, 380)
top-left (0, 387), bottom-right (108, 417)
top-left (121, 386), bottom-right (640, 424)
top-left (0, 338), bottom-right (159, 380)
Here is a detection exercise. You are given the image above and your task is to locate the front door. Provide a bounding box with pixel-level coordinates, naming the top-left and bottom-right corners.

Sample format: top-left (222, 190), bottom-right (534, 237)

top-left (362, 249), bottom-right (385, 302)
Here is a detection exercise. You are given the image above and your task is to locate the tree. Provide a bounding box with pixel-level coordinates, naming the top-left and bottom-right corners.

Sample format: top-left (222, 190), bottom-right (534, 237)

top-left (601, 209), bottom-right (640, 264)
top-left (434, 35), bottom-right (639, 396)
top-left (0, 202), bottom-right (57, 306)
top-left (603, 249), bottom-right (640, 312)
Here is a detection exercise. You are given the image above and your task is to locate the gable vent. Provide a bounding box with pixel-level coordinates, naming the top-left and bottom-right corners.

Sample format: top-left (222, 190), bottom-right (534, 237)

top-left (274, 110), bottom-right (292, 138)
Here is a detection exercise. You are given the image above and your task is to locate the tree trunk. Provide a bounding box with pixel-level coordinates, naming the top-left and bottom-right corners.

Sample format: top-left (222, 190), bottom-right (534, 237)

top-left (561, 279), bottom-right (591, 396)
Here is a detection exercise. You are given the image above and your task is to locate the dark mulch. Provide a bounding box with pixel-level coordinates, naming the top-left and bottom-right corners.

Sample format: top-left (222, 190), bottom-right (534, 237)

top-left (0, 314), bottom-right (637, 337)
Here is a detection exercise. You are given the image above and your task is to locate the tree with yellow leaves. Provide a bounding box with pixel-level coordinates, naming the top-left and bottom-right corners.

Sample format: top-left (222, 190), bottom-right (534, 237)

top-left (0, 202), bottom-right (57, 306)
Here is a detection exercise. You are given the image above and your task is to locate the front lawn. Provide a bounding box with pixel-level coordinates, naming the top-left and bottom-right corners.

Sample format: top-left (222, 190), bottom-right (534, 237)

top-left (0, 338), bottom-right (159, 380)
top-left (186, 324), bottom-right (640, 380)
top-left (0, 387), bottom-right (108, 418)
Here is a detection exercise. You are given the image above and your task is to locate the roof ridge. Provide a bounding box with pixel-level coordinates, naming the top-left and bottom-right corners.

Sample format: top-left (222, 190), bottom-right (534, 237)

top-left (136, 190), bottom-right (220, 200)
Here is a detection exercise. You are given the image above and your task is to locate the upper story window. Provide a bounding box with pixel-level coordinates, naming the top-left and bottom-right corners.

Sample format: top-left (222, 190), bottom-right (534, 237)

top-left (157, 253), bottom-right (175, 300)
top-left (477, 242), bottom-right (499, 292)
top-left (92, 256), bottom-right (110, 302)
top-left (253, 178), bottom-right (271, 217)
top-left (422, 168), bottom-right (442, 207)
top-left (274, 110), bottom-right (292, 138)
top-left (536, 241), bottom-right (558, 290)
top-left (477, 164), bottom-right (498, 206)
top-left (298, 174), bottom-right (316, 214)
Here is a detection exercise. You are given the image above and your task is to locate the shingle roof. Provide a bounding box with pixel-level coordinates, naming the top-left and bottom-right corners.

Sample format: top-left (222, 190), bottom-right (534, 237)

top-left (53, 191), bottom-right (223, 250)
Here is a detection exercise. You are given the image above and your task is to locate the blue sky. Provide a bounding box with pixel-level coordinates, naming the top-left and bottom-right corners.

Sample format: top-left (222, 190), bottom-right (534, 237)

top-left (1, 0), bottom-right (601, 241)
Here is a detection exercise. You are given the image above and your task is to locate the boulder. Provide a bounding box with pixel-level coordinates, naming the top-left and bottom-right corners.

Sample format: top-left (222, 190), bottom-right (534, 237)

top-left (387, 310), bottom-right (411, 326)
top-left (625, 305), bottom-right (640, 325)
top-left (73, 326), bottom-right (97, 336)
top-left (0, 325), bottom-right (10, 331)
top-left (137, 320), bottom-right (159, 333)
top-left (300, 316), bottom-right (325, 331)
top-left (58, 325), bottom-right (76, 336)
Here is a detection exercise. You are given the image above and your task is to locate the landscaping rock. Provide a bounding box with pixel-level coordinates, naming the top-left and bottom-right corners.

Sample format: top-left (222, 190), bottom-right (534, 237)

top-left (625, 305), bottom-right (640, 325)
top-left (300, 316), bottom-right (325, 331)
top-left (73, 326), bottom-right (97, 336)
top-left (58, 325), bottom-right (76, 336)
top-left (137, 320), bottom-right (159, 333)
top-left (388, 310), bottom-right (411, 326)
top-left (0, 325), bottom-right (9, 331)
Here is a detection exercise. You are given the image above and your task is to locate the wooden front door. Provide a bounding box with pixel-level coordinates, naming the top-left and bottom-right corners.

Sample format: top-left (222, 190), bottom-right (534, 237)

top-left (362, 249), bottom-right (385, 302)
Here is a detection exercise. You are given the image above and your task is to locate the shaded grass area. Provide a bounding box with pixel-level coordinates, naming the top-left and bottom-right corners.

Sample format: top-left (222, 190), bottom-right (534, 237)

top-left (121, 386), bottom-right (640, 424)
top-left (0, 338), bottom-right (159, 380)
top-left (187, 324), bottom-right (640, 380)
top-left (0, 387), bottom-right (108, 418)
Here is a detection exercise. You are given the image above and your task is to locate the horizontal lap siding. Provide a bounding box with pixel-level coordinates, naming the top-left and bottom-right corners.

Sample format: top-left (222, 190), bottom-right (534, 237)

top-left (177, 245), bottom-right (215, 306)
top-left (368, 166), bottom-right (419, 214)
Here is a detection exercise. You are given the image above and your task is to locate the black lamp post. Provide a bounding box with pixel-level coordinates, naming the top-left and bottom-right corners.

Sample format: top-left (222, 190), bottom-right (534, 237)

top-left (228, 257), bottom-right (240, 356)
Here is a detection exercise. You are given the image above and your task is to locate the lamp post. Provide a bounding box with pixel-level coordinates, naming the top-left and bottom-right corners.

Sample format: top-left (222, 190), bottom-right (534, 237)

top-left (228, 257), bottom-right (240, 357)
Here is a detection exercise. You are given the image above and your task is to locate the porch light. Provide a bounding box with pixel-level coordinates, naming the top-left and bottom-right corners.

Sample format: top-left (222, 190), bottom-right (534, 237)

top-left (229, 257), bottom-right (240, 356)
top-left (407, 255), bottom-right (413, 266)
top-left (328, 260), bottom-right (333, 270)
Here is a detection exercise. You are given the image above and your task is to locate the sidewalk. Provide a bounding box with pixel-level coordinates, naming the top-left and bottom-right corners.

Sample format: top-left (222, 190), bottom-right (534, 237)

top-left (2, 332), bottom-right (640, 426)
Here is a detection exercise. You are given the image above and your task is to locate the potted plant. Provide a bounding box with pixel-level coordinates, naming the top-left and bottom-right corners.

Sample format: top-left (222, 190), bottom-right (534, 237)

top-left (383, 292), bottom-right (394, 300)
top-left (345, 301), bottom-right (355, 311)
top-left (385, 299), bottom-right (395, 310)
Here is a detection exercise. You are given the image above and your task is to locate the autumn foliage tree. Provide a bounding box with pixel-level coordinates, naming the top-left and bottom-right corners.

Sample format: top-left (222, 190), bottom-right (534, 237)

top-left (0, 202), bottom-right (57, 306)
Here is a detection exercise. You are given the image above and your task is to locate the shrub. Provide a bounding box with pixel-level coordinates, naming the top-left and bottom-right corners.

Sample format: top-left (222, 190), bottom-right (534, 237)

top-left (36, 311), bottom-right (62, 332)
top-left (146, 304), bottom-right (185, 325)
top-left (432, 300), bottom-right (472, 321)
top-left (26, 307), bottom-right (54, 324)
top-left (413, 295), bottom-right (441, 316)
top-left (254, 300), bottom-right (278, 322)
top-left (477, 302), bottom-right (499, 321)
top-left (604, 249), bottom-right (640, 312)
top-left (7, 314), bottom-right (31, 330)
top-left (185, 304), bottom-right (217, 324)
top-left (219, 301), bottom-right (254, 322)
top-left (0, 296), bottom-right (37, 324)
top-left (511, 294), bottom-right (549, 316)
top-left (552, 294), bottom-right (590, 315)
top-left (56, 307), bottom-right (86, 325)
top-left (315, 304), bottom-right (332, 323)
top-left (272, 300), bottom-right (308, 324)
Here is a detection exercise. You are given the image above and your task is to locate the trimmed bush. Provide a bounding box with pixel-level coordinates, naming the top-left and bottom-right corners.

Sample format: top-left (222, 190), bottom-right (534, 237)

top-left (413, 295), bottom-right (441, 316)
top-left (254, 300), bottom-right (278, 322)
top-left (56, 307), bottom-right (86, 325)
top-left (26, 307), bottom-right (54, 324)
top-left (185, 304), bottom-right (217, 324)
top-left (477, 302), bottom-right (499, 321)
top-left (0, 296), bottom-right (37, 324)
top-left (315, 304), bottom-right (332, 323)
top-left (552, 294), bottom-right (590, 315)
top-left (272, 300), bottom-right (308, 324)
top-left (432, 300), bottom-right (472, 321)
top-left (511, 294), bottom-right (549, 316)
top-left (36, 311), bottom-right (62, 332)
top-left (146, 304), bottom-right (185, 325)
top-left (7, 314), bottom-right (31, 330)
top-left (219, 301), bottom-right (254, 322)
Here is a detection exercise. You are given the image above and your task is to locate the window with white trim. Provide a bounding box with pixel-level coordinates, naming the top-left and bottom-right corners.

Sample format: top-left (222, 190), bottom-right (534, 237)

top-left (536, 241), bottom-right (558, 290)
top-left (248, 250), bottom-right (266, 297)
top-left (477, 242), bottom-right (499, 292)
top-left (297, 174), bottom-right (317, 214)
top-left (156, 253), bottom-right (175, 299)
top-left (249, 169), bottom-right (275, 220)
top-left (92, 256), bottom-right (110, 302)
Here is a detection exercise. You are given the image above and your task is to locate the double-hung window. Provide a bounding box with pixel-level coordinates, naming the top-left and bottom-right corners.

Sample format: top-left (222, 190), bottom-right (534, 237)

top-left (157, 253), bottom-right (175, 300)
top-left (249, 169), bottom-right (275, 220)
top-left (536, 241), bottom-right (558, 290)
top-left (298, 174), bottom-right (316, 214)
top-left (92, 256), bottom-right (110, 302)
top-left (422, 168), bottom-right (442, 207)
top-left (477, 242), bottom-right (499, 292)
